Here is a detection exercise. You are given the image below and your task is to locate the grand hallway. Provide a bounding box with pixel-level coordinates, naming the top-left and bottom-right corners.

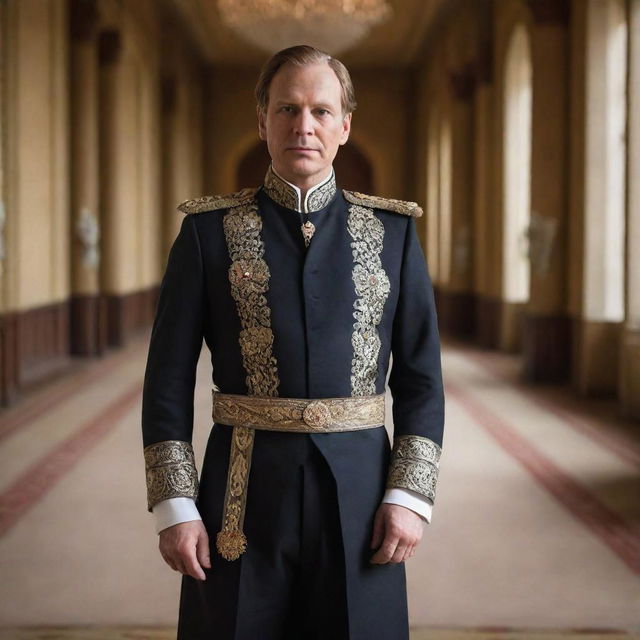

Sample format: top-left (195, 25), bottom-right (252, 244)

top-left (2, 0), bottom-right (640, 637)
top-left (0, 336), bottom-right (638, 637)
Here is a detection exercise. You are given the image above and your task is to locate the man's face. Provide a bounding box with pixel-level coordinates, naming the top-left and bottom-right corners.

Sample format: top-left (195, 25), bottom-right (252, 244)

top-left (257, 61), bottom-right (352, 189)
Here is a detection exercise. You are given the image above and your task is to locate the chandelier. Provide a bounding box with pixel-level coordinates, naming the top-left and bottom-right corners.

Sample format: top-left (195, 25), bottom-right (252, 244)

top-left (217, 0), bottom-right (393, 55)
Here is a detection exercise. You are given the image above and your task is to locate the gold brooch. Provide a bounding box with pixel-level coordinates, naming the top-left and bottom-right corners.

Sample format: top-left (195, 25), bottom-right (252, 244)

top-left (301, 221), bottom-right (316, 247)
top-left (302, 400), bottom-right (331, 429)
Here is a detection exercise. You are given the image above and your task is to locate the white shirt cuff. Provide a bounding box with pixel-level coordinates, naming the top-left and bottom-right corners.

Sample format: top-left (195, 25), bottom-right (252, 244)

top-left (382, 488), bottom-right (433, 523)
top-left (152, 497), bottom-right (202, 534)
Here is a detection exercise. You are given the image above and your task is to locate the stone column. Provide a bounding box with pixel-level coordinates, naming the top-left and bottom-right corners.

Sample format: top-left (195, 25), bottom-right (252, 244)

top-left (160, 75), bottom-right (180, 254)
top-left (620, 0), bottom-right (640, 417)
top-left (576, 0), bottom-right (627, 396)
top-left (70, 0), bottom-right (102, 356)
top-left (0, 0), bottom-right (17, 406)
top-left (521, 0), bottom-right (571, 381)
top-left (425, 104), bottom-right (440, 286)
top-left (440, 62), bottom-right (476, 337)
top-left (474, 33), bottom-right (501, 348)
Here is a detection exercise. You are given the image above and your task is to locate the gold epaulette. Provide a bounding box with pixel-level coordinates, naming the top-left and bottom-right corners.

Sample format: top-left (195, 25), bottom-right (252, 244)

top-left (177, 187), bottom-right (258, 214)
top-left (343, 190), bottom-right (423, 218)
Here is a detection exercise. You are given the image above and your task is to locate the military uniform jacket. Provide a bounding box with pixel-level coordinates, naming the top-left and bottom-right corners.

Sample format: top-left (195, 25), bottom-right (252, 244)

top-left (141, 166), bottom-right (445, 634)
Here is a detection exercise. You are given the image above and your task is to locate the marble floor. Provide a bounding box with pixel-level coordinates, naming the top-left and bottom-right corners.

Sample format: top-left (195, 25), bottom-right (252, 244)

top-left (0, 627), bottom-right (637, 640)
top-left (0, 333), bottom-right (638, 637)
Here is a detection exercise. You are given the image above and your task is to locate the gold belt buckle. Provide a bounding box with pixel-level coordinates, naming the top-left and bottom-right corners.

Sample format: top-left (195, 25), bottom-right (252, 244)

top-left (302, 400), bottom-right (331, 429)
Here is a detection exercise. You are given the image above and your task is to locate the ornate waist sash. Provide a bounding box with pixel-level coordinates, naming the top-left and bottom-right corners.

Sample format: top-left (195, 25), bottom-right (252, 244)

top-left (212, 391), bottom-right (385, 432)
top-left (212, 391), bottom-right (385, 561)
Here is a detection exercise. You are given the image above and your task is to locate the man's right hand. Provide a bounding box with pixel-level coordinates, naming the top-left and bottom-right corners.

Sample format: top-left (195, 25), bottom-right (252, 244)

top-left (158, 520), bottom-right (211, 581)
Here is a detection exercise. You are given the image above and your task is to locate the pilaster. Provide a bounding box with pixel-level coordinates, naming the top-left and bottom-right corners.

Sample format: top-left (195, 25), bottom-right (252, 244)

top-left (439, 62), bottom-right (476, 337)
top-left (98, 28), bottom-right (125, 347)
top-left (522, 0), bottom-right (572, 381)
top-left (70, 0), bottom-right (104, 356)
top-left (620, 0), bottom-right (640, 418)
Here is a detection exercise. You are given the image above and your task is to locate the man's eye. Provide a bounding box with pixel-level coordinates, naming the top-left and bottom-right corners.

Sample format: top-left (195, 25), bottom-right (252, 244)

top-left (281, 106), bottom-right (294, 112)
top-left (317, 109), bottom-right (329, 116)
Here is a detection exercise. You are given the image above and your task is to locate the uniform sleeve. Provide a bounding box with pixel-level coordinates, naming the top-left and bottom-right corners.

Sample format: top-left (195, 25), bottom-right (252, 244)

top-left (141, 213), bottom-right (204, 512)
top-left (386, 215), bottom-right (445, 504)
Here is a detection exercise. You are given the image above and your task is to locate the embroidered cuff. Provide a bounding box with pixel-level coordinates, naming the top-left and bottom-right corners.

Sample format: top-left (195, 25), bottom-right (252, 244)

top-left (143, 440), bottom-right (199, 511)
top-left (386, 435), bottom-right (441, 502)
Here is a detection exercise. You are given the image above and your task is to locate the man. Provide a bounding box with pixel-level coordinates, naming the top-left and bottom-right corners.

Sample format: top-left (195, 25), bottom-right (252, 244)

top-left (142, 45), bottom-right (444, 639)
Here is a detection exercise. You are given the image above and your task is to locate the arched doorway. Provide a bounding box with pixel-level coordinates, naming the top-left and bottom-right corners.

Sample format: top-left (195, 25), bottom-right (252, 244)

top-left (236, 140), bottom-right (373, 193)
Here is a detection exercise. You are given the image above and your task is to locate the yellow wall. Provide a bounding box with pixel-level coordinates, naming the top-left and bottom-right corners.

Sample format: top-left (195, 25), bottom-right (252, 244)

top-left (3, 0), bottom-right (206, 304)
top-left (161, 30), bottom-right (205, 250)
top-left (6, 0), bottom-right (70, 310)
top-left (99, 0), bottom-right (162, 294)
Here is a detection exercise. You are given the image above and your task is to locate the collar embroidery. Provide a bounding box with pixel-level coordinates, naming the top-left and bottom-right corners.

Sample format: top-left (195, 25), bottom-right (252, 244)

top-left (263, 165), bottom-right (337, 213)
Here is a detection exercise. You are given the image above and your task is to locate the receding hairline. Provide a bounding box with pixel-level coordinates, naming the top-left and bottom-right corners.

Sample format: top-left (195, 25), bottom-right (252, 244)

top-left (266, 61), bottom-right (345, 110)
top-left (255, 45), bottom-right (357, 116)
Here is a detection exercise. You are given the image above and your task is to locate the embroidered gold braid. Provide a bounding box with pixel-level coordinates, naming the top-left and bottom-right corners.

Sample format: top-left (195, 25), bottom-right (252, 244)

top-left (263, 165), bottom-right (336, 213)
top-left (143, 440), bottom-right (198, 512)
top-left (263, 165), bottom-right (297, 210)
top-left (343, 190), bottom-right (423, 218)
top-left (212, 392), bottom-right (385, 432)
top-left (347, 204), bottom-right (391, 396)
top-left (177, 188), bottom-right (258, 215)
top-left (386, 435), bottom-right (442, 502)
top-left (218, 198), bottom-right (280, 561)
top-left (306, 174), bottom-right (336, 211)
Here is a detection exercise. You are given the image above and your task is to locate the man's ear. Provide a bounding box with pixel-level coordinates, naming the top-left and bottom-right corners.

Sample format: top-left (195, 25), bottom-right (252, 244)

top-left (339, 112), bottom-right (352, 146)
top-left (257, 106), bottom-right (267, 140)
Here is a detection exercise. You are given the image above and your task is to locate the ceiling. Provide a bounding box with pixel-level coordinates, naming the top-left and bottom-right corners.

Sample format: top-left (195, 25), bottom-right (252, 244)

top-left (167, 0), bottom-right (446, 68)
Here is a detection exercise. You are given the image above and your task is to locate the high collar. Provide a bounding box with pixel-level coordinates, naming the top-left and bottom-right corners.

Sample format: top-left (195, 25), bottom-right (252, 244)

top-left (263, 164), bottom-right (337, 214)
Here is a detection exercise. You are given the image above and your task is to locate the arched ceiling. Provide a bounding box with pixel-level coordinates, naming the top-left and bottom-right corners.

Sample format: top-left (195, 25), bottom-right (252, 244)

top-left (165, 0), bottom-right (445, 68)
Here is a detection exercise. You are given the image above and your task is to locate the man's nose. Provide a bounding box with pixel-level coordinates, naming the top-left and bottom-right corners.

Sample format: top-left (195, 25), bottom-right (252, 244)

top-left (293, 109), bottom-right (314, 136)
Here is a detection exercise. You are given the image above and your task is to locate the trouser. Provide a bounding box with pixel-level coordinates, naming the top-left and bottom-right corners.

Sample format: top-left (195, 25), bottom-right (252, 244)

top-left (177, 423), bottom-right (408, 640)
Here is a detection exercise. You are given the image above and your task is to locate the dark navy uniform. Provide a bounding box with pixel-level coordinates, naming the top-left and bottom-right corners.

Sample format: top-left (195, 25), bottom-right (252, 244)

top-left (141, 166), bottom-right (445, 639)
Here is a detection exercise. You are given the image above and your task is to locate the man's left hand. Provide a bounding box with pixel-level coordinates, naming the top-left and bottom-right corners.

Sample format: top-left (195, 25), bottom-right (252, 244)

top-left (369, 503), bottom-right (424, 564)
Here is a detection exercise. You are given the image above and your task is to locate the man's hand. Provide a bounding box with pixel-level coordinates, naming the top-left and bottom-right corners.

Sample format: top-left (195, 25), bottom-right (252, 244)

top-left (159, 520), bottom-right (211, 580)
top-left (370, 503), bottom-right (424, 564)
